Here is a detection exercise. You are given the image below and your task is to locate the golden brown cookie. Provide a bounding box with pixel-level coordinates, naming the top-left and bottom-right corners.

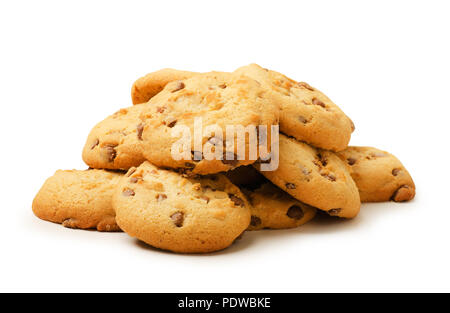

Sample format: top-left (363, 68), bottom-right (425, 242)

top-left (139, 72), bottom-right (280, 175)
top-left (131, 68), bottom-right (198, 104)
top-left (337, 146), bottom-right (415, 202)
top-left (243, 183), bottom-right (317, 231)
top-left (255, 134), bottom-right (361, 218)
top-left (113, 162), bottom-right (252, 254)
top-left (235, 64), bottom-right (354, 152)
top-left (82, 105), bottom-right (146, 170)
top-left (32, 169), bottom-right (122, 231)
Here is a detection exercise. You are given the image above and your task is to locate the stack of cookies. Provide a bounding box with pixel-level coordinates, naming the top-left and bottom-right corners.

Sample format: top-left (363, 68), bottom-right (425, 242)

top-left (32, 64), bottom-right (415, 253)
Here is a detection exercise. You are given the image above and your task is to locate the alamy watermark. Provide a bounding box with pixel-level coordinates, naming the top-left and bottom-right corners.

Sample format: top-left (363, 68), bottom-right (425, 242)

top-left (170, 117), bottom-right (279, 171)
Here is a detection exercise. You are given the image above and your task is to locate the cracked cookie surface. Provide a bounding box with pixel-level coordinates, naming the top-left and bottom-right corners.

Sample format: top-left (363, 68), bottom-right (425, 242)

top-left (243, 182), bottom-right (317, 231)
top-left (131, 68), bottom-right (199, 104)
top-left (82, 104), bottom-right (147, 170)
top-left (139, 72), bottom-right (280, 175)
top-left (337, 146), bottom-right (415, 202)
top-left (255, 134), bottom-right (361, 218)
top-left (32, 169), bottom-right (122, 231)
top-left (113, 162), bottom-right (251, 253)
top-left (235, 64), bottom-right (354, 152)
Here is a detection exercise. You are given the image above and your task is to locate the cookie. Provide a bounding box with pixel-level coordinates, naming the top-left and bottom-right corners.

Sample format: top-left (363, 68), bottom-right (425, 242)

top-left (82, 104), bottom-right (146, 170)
top-left (131, 68), bottom-right (198, 104)
top-left (243, 183), bottom-right (317, 231)
top-left (32, 169), bottom-right (122, 231)
top-left (254, 134), bottom-right (361, 218)
top-left (139, 71), bottom-right (280, 175)
top-left (235, 64), bottom-right (354, 152)
top-left (113, 162), bottom-right (252, 253)
top-left (337, 146), bottom-right (415, 202)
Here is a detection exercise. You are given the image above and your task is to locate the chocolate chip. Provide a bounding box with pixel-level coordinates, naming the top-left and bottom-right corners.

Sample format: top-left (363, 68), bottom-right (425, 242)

top-left (104, 145), bottom-right (117, 162)
top-left (166, 119), bottom-right (177, 128)
top-left (285, 183), bottom-right (296, 189)
top-left (287, 206), bottom-right (305, 220)
top-left (328, 208), bottom-right (341, 216)
top-left (122, 188), bottom-right (135, 197)
top-left (392, 168), bottom-right (401, 176)
top-left (347, 158), bottom-right (357, 166)
top-left (312, 98), bottom-right (326, 108)
top-left (391, 185), bottom-right (414, 202)
top-left (91, 139), bottom-right (99, 150)
top-left (322, 173), bottom-right (336, 182)
top-left (171, 212), bottom-right (184, 227)
top-left (156, 194), bottom-right (167, 202)
top-left (171, 81), bottom-right (185, 93)
top-left (185, 162), bottom-right (196, 169)
top-left (222, 152), bottom-right (238, 166)
top-left (156, 106), bottom-right (166, 113)
top-left (137, 123), bottom-right (144, 140)
top-left (218, 83), bottom-right (227, 89)
top-left (298, 82), bottom-right (314, 91)
top-left (229, 194), bottom-right (245, 207)
top-left (317, 153), bottom-right (328, 166)
top-left (298, 116), bottom-right (308, 124)
top-left (251, 216), bottom-right (262, 227)
top-left (130, 177), bottom-right (139, 184)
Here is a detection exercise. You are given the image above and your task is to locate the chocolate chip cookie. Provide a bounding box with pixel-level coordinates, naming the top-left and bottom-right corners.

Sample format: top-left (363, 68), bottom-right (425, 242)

top-left (337, 146), bottom-right (415, 202)
top-left (113, 162), bottom-right (251, 253)
top-left (139, 71), bottom-right (280, 175)
top-left (82, 104), bottom-right (147, 170)
top-left (32, 169), bottom-right (122, 231)
top-left (131, 68), bottom-right (199, 104)
top-left (235, 64), bottom-right (354, 152)
top-left (255, 134), bottom-right (361, 218)
top-left (243, 182), bottom-right (317, 231)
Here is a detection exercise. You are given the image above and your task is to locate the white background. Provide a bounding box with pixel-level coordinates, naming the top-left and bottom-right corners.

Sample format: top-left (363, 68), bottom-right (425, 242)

top-left (1, 0), bottom-right (449, 292)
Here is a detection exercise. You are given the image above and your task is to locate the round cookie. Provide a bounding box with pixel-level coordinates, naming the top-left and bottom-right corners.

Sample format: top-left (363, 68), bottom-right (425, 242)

top-left (113, 162), bottom-right (252, 254)
top-left (139, 71), bottom-right (280, 175)
top-left (82, 104), bottom-right (147, 170)
top-left (243, 183), bottom-right (317, 231)
top-left (131, 68), bottom-right (199, 104)
top-left (337, 146), bottom-right (415, 202)
top-left (235, 64), bottom-right (354, 152)
top-left (255, 134), bottom-right (361, 218)
top-left (32, 169), bottom-right (123, 232)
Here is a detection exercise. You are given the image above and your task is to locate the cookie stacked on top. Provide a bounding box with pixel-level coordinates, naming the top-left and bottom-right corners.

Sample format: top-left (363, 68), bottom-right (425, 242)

top-left (32, 64), bottom-right (415, 254)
